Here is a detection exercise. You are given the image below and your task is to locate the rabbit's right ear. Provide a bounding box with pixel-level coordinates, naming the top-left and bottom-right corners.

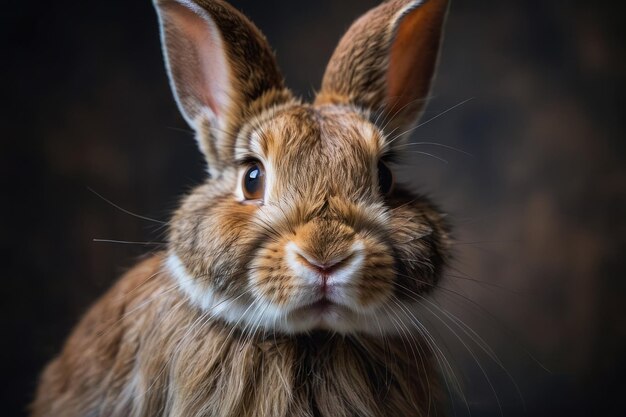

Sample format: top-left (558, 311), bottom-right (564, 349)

top-left (154, 0), bottom-right (291, 174)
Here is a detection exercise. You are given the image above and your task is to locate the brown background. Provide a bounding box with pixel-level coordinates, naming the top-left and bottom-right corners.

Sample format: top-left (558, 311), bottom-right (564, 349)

top-left (2, 0), bottom-right (624, 416)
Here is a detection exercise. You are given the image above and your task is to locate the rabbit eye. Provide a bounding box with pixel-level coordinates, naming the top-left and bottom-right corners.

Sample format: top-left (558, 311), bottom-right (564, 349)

top-left (242, 163), bottom-right (265, 201)
top-left (377, 160), bottom-right (394, 195)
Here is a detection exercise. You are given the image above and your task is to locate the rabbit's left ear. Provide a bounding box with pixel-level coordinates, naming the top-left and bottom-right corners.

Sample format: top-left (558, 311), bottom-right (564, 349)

top-left (316, 0), bottom-right (448, 138)
top-left (154, 0), bottom-right (291, 174)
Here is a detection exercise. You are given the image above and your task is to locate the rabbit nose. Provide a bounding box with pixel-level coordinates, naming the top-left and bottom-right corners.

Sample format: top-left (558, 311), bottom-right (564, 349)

top-left (285, 241), bottom-right (365, 288)
top-left (293, 246), bottom-right (353, 276)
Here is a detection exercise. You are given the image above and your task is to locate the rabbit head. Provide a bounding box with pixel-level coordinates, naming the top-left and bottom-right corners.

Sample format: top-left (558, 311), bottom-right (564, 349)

top-left (155, 0), bottom-right (450, 334)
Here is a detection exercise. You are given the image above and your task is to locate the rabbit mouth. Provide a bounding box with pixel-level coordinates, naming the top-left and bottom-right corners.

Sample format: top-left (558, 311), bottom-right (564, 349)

top-left (291, 297), bottom-right (341, 316)
top-left (285, 296), bottom-right (364, 330)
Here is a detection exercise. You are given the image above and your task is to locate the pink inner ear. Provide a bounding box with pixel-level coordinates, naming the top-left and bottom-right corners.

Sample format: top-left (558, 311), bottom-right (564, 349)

top-left (165, 2), bottom-right (231, 119)
top-left (387, 0), bottom-right (447, 114)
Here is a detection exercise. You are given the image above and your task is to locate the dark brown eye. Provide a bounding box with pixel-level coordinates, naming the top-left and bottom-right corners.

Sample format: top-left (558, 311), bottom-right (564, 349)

top-left (377, 160), bottom-right (394, 195)
top-left (242, 163), bottom-right (265, 201)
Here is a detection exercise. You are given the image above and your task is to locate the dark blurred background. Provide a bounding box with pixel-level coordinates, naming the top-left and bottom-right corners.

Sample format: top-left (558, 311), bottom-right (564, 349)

top-left (2, 0), bottom-right (625, 416)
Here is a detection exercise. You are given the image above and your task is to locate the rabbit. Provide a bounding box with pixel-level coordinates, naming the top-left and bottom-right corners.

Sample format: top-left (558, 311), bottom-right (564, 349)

top-left (31, 0), bottom-right (451, 416)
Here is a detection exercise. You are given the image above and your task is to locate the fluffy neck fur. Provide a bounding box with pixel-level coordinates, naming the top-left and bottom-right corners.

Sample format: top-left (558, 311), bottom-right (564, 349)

top-left (126, 258), bottom-right (443, 417)
top-left (137, 322), bottom-right (443, 417)
top-left (33, 255), bottom-right (444, 417)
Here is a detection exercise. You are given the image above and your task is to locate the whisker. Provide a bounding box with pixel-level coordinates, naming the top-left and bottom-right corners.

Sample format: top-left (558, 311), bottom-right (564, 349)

top-left (92, 238), bottom-right (166, 246)
top-left (216, 296), bottom-right (260, 355)
top-left (386, 97), bottom-right (474, 147)
top-left (371, 313), bottom-right (393, 395)
top-left (445, 273), bottom-right (524, 296)
top-left (389, 295), bottom-right (468, 416)
top-left (416, 296), bottom-right (504, 416)
top-left (393, 280), bottom-right (525, 412)
top-left (395, 270), bottom-right (551, 374)
top-left (87, 187), bottom-right (166, 224)
top-left (386, 298), bottom-right (435, 414)
top-left (378, 95), bottom-right (433, 135)
top-left (394, 280), bottom-right (502, 364)
top-left (450, 239), bottom-right (521, 246)
top-left (414, 98), bottom-right (474, 129)
top-left (394, 141), bottom-right (473, 157)
top-left (399, 150), bottom-right (449, 164)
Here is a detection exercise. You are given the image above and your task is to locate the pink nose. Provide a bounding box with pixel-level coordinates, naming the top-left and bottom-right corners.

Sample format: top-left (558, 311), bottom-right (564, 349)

top-left (292, 246), bottom-right (353, 276)
top-left (285, 241), bottom-right (365, 294)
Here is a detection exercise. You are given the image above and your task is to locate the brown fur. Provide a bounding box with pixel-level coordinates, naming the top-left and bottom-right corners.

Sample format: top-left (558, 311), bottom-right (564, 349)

top-left (32, 0), bottom-right (451, 415)
top-left (317, 0), bottom-right (449, 135)
top-left (32, 255), bottom-right (445, 417)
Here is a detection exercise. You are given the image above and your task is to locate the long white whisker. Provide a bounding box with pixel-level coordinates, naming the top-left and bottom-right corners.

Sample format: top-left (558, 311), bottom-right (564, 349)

top-left (386, 98), bottom-right (474, 147)
top-left (92, 238), bottom-right (166, 246)
top-left (394, 141), bottom-right (473, 157)
top-left (87, 187), bottom-right (166, 225)
top-left (393, 284), bottom-right (504, 416)
top-left (390, 295), bottom-right (469, 416)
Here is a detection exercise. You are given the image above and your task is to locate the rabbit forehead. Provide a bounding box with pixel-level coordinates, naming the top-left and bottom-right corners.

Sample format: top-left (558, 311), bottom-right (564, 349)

top-left (238, 104), bottom-right (383, 191)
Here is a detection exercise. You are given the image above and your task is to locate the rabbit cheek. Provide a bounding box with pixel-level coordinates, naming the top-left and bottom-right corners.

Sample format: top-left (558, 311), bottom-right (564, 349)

top-left (355, 235), bottom-right (396, 307)
top-left (387, 200), bottom-right (449, 302)
top-left (249, 237), bottom-right (299, 307)
top-left (169, 185), bottom-right (262, 297)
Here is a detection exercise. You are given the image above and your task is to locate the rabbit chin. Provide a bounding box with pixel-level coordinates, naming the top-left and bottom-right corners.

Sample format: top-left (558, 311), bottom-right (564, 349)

top-left (166, 253), bottom-right (397, 335)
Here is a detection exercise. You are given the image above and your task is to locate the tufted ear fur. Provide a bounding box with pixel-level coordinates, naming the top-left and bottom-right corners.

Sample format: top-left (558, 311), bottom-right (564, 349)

top-left (316, 0), bottom-right (448, 138)
top-left (154, 0), bottom-right (292, 175)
